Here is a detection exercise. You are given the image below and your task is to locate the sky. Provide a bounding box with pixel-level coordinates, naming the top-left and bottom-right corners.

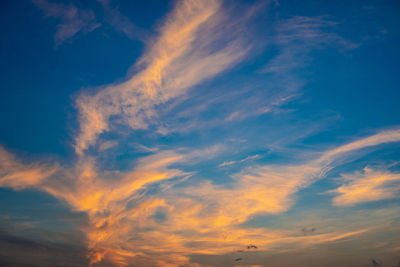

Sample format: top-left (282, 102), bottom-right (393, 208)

top-left (0, 0), bottom-right (400, 266)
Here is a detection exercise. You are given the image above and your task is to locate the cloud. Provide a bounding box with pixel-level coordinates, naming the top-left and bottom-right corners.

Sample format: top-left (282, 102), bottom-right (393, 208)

top-left (254, 16), bottom-right (359, 122)
top-left (33, 0), bottom-right (100, 46)
top-left (261, 16), bottom-right (357, 76)
top-left (0, 146), bottom-right (57, 190)
top-left (301, 227), bottom-right (316, 235)
top-left (0, 148), bottom-right (188, 265)
top-left (179, 15), bottom-right (358, 130)
top-left (219, 155), bottom-right (260, 167)
top-left (97, 0), bottom-right (149, 41)
top-left (371, 259), bottom-right (382, 267)
top-left (74, 0), bottom-right (251, 155)
top-left (316, 129), bottom-right (400, 165)
top-left (0, 230), bottom-right (88, 267)
top-left (98, 140), bottom-right (118, 151)
top-left (2, 1), bottom-right (400, 265)
top-left (328, 167), bottom-right (400, 206)
top-left (1, 128), bottom-right (399, 265)
top-left (175, 129), bottom-right (400, 230)
top-left (0, 143), bottom-right (365, 266)
top-left (154, 15), bottom-right (358, 132)
top-left (261, 16), bottom-right (358, 75)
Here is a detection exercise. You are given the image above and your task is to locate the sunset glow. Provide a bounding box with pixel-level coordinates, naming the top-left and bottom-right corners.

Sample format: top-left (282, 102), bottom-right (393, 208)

top-left (0, 0), bottom-right (399, 266)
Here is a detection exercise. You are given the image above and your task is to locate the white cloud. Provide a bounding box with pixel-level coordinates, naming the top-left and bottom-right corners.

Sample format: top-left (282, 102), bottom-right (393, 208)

top-left (219, 154), bottom-right (260, 167)
top-left (75, 0), bottom-right (251, 155)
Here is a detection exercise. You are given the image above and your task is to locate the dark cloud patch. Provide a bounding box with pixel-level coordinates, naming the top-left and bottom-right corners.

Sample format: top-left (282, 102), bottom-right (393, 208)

top-left (371, 259), bottom-right (382, 267)
top-left (0, 230), bottom-right (88, 267)
top-left (151, 208), bottom-right (168, 223)
top-left (302, 227), bottom-right (316, 234)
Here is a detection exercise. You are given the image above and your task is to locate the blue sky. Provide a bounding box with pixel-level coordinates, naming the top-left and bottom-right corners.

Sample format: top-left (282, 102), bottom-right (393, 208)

top-left (0, 0), bottom-right (400, 266)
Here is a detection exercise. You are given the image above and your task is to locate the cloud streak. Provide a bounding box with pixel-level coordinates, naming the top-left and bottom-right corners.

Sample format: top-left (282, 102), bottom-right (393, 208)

top-left (261, 16), bottom-right (358, 75)
top-left (219, 155), bottom-right (260, 167)
top-left (1, 1), bottom-right (399, 266)
top-left (329, 167), bottom-right (400, 206)
top-left (97, 0), bottom-right (149, 41)
top-left (0, 146), bottom-right (57, 190)
top-left (176, 129), bottom-right (400, 230)
top-left (33, 0), bottom-right (100, 46)
top-left (1, 128), bottom-right (400, 265)
top-left (2, 20), bottom-right (400, 254)
top-left (1, 148), bottom-right (188, 265)
top-left (75, 0), bottom-right (250, 155)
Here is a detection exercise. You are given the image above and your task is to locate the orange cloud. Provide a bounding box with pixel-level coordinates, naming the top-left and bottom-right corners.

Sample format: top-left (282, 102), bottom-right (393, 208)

top-left (2, 129), bottom-right (400, 266)
top-left (0, 144), bottom-right (372, 266)
top-left (329, 167), bottom-right (400, 206)
top-left (3, 0), bottom-right (400, 265)
top-left (316, 129), bottom-right (400, 165)
top-left (0, 146), bottom-right (57, 190)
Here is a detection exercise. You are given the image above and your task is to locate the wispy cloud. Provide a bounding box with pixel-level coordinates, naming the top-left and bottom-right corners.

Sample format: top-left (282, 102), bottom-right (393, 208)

top-left (190, 15), bottom-right (360, 128)
top-left (1, 127), bottom-right (400, 265)
top-left (1, 1), bottom-right (399, 266)
top-left (33, 0), bottom-right (100, 46)
top-left (1, 148), bottom-right (188, 265)
top-left (0, 146), bottom-right (57, 189)
top-left (219, 154), bottom-right (260, 167)
top-left (328, 167), bottom-right (400, 206)
top-left (316, 129), bottom-right (400, 165)
top-left (97, 0), bottom-right (149, 41)
top-left (74, 0), bottom-right (251, 155)
top-left (252, 16), bottom-right (360, 123)
top-left (102, 12), bottom-right (360, 138)
top-left (97, 140), bottom-right (118, 152)
top-left (178, 129), bottom-right (400, 230)
top-left (261, 16), bottom-right (358, 74)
